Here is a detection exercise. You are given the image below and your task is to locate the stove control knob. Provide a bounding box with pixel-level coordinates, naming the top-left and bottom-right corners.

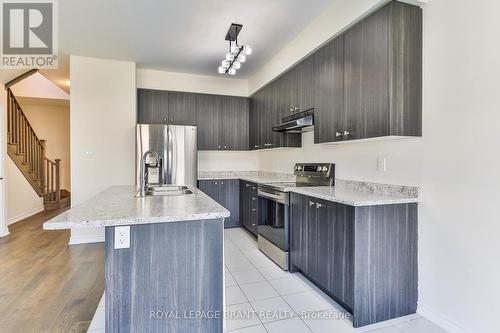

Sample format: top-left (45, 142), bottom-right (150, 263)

top-left (321, 166), bottom-right (328, 172)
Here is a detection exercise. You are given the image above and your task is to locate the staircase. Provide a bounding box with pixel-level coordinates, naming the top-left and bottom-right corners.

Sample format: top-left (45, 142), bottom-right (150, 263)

top-left (6, 88), bottom-right (70, 210)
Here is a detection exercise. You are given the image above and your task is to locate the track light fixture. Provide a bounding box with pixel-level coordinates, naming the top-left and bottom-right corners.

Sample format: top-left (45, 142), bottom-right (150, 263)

top-left (218, 23), bottom-right (252, 75)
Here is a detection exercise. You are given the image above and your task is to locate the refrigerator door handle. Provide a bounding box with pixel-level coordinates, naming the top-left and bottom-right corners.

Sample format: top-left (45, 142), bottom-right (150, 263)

top-left (167, 126), bottom-right (173, 184)
top-left (171, 127), bottom-right (178, 184)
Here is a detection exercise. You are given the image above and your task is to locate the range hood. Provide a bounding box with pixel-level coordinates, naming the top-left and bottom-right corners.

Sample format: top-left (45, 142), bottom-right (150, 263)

top-left (272, 108), bottom-right (314, 133)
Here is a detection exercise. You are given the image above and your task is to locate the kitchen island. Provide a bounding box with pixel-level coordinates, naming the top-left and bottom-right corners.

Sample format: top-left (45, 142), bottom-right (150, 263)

top-left (44, 186), bottom-right (229, 333)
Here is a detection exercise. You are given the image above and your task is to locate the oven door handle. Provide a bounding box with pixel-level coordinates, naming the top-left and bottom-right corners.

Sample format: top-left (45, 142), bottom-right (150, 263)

top-left (258, 190), bottom-right (288, 205)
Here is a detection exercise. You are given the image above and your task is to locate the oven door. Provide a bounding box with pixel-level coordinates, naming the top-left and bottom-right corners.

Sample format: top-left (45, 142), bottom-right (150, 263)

top-left (257, 186), bottom-right (289, 252)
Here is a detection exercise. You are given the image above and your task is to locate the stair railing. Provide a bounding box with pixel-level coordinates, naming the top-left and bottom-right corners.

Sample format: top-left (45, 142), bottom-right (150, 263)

top-left (44, 158), bottom-right (61, 202)
top-left (6, 88), bottom-right (61, 204)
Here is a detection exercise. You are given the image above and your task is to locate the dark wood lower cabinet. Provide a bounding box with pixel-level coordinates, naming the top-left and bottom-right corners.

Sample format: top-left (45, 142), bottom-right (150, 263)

top-left (290, 193), bottom-right (417, 327)
top-left (198, 180), bottom-right (219, 201)
top-left (105, 220), bottom-right (223, 333)
top-left (198, 179), bottom-right (240, 229)
top-left (219, 180), bottom-right (240, 228)
top-left (239, 181), bottom-right (258, 237)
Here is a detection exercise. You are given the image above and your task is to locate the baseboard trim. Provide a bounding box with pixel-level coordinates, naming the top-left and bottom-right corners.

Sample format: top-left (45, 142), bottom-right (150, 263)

top-left (69, 234), bottom-right (105, 245)
top-left (7, 206), bottom-right (44, 225)
top-left (418, 304), bottom-right (471, 333)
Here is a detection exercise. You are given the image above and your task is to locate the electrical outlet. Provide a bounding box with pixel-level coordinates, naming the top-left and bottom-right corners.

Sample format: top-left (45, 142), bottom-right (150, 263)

top-left (377, 156), bottom-right (387, 172)
top-left (114, 226), bottom-right (130, 249)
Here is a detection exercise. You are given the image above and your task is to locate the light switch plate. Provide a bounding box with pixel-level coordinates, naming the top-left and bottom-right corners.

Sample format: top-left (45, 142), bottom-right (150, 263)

top-left (114, 226), bottom-right (130, 249)
top-left (377, 156), bottom-right (387, 172)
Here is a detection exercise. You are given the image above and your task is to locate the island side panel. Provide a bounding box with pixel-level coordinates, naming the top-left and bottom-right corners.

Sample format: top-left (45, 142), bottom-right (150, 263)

top-left (105, 219), bottom-right (224, 333)
top-left (353, 203), bottom-right (418, 328)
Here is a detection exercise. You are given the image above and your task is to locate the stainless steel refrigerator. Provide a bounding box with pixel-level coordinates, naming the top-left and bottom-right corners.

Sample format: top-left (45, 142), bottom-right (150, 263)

top-left (136, 124), bottom-right (197, 193)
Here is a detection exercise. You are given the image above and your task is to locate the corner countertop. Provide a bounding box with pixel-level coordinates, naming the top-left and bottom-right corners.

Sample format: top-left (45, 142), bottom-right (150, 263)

top-left (43, 185), bottom-right (230, 230)
top-left (285, 185), bottom-right (419, 206)
top-left (198, 171), bottom-right (420, 207)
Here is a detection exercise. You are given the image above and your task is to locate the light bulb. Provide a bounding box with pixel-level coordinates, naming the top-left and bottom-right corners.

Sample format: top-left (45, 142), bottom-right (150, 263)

top-left (231, 43), bottom-right (239, 53)
top-left (239, 54), bottom-right (246, 63)
top-left (233, 61), bottom-right (241, 69)
top-left (222, 60), bottom-right (230, 67)
top-left (245, 45), bottom-right (252, 55)
top-left (228, 68), bottom-right (236, 75)
top-left (218, 66), bottom-right (225, 74)
top-left (226, 53), bottom-right (232, 61)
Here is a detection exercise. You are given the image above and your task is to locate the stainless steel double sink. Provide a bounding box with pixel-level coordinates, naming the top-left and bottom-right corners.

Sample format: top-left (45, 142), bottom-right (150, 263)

top-left (145, 185), bottom-right (194, 196)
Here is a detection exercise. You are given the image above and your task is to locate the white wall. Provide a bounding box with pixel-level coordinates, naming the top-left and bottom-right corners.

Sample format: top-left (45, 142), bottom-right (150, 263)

top-left (137, 68), bottom-right (258, 171)
top-left (5, 158), bottom-right (44, 224)
top-left (137, 68), bottom-right (248, 96)
top-left (198, 151), bottom-right (258, 172)
top-left (70, 55), bottom-right (136, 244)
top-left (254, 0), bottom-right (500, 332)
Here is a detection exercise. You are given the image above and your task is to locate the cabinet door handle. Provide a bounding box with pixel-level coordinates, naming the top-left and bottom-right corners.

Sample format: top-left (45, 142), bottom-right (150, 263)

top-left (224, 145), bottom-right (227, 149)
top-left (221, 181), bottom-right (224, 185)
top-left (252, 224), bottom-right (256, 226)
top-left (252, 197), bottom-right (256, 201)
top-left (309, 201), bottom-right (315, 206)
top-left (246, 184), bottom-right (250, 187)
top-left (218, 145), bottom-right (221, 149)
top-left (343, 130), bottom-right (350, 136)
top-left (252, 209), bottom-right (256, 212)
top-left (294, 107), bottom-right (299, 111)
top-left (170, 119), bottom-right (173, 123)
top-left (252, 187), bottom-right (256, 190)
top-left (214, 182), bottom-right (218, 185)
top-left (163, 118), bottom-right (167, 123)
top-left (316, 203), bottom-right (323, 208)
top-left (254, 145), bottom-right (260, 148)
top-left (335, 132), bottom-right (344, 137)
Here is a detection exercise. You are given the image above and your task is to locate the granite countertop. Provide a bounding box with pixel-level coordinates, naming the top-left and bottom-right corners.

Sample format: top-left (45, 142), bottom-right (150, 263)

top-left (285, 186), bottom-right (418, 206)
top-left (198, 171), bottom-right (420, 206)
top-left (43, 185), bottom-right (230, 230)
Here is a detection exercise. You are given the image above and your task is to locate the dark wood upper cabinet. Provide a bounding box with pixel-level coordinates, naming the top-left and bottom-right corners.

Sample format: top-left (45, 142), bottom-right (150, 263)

top-left (221, 96), bottom-right (249, 150)
top-left (249, 96), bottom-right (260, 150)
top-left (137, 89), bottom-right (196, 125)
top-left (196, 94), bottom-right (222, 150)
top-left (313, 35), bottom-right (344, 143)
top-left (137, 89), bottom-right (169, 124)
top-left (138, 89), bottom-right (249, 151)
top-left (167, 91), bottom-right (197, 126)
top-left (295, 56), bottom-right (315, 113)
top-left (342, 1), bottom-right (422, 141)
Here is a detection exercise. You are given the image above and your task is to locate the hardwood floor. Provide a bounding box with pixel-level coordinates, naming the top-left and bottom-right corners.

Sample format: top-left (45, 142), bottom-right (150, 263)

top-left (0, 209), bottom-right (104, 333)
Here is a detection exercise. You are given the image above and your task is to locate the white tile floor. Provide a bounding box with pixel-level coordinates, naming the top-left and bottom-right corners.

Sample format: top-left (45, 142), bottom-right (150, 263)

top-left (88, 227), bottom-right (449, 333)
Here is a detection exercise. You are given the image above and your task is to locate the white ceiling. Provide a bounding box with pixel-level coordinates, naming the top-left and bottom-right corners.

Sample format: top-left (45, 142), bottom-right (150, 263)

top-left (45, 0), bottom-right (332, 89)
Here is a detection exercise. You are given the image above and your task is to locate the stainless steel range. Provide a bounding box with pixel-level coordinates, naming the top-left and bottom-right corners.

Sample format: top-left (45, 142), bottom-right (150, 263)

top-left (257, 163), bottom-right (335, 270)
